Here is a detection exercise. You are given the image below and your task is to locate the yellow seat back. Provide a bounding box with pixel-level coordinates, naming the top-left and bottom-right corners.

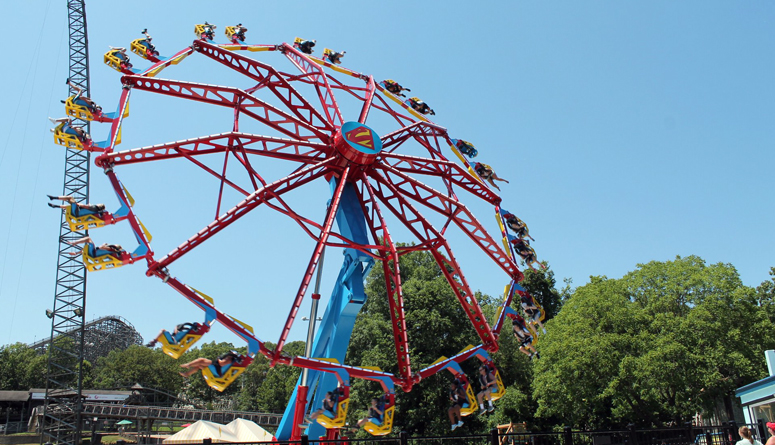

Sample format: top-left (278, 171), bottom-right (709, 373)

top-left (160, 332), bottom-right (204, 359)
top-left (460, 384), bottom-right (477, 416)
top-left (81, 246), bottom-right (124, 272)
top-left (316, 397), bottom-right (349, 429)
top-left (64, 96), bottom-right (95, 121)
top-left (294, 37), bottom-right (304, 44)
top-left (130, 39), bottom-right (150, 60)
top-left (364, 405), bottom-right (394, 436)
top-left (490, 370), bottom-right (506, 401)
top-left (195, 24), bottom-right (214, 39)
top-left (53, 124), bottom-right (85, 150)
top-left (202, 364), bottom-right (247, 392)
top-left (65, 205), bottom-right (105, 232)
top-left (224, 26), bottom-right (237, 38)
top-left (103, 50), bottom-right (124, 72)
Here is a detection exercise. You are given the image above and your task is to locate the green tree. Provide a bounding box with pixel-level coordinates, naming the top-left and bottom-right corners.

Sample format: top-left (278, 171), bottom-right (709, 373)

top-left (756, 267), bottom-right (775, 323)
top-left (533, 256), bottom-right (775, 429)
top-left (0, 343), bottom-right (48, 390)
top-left (520, 266), bottom-right (564, 320)
top-left (92, 345), bottom-right (183, 395)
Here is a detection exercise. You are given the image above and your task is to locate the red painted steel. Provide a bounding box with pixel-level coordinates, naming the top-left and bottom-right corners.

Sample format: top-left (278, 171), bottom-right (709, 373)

top-left (194, 41), bottom-right (334, 136)
top-left (90, 39), bottom-right (528, 399)
top-left (381, 152), bottom-right (499, 204)
top-left (273, 165), bottom-right (351, 360)
top-left (366, 170), bottom-right (499, 353)
top-left (122, 76), bottom-right (326, 141)
top-left (153, 159), bottom-right (334, 271)
top-left (355, 173), bottom-right (412, 388)
top-left (375, 164), bottom-right (522, 280)
top-left (281, 43), bottom-right (344, 128)
top-left (98, 132), bottom-right (327, 167)
top-left (358, 76), bottom-right (376, 124)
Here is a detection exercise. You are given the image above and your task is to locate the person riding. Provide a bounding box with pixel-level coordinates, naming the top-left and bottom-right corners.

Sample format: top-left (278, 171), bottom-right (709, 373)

top-left (201, 22), bottom-right (216, 40)
top-left (145, 322), bottom-right (197, 347)
top-left (510, 237), bottom-right (546, 271)
top-left (473, 162), bottom-right (509, 191)
top-left (509, 312), bottom-right (539, 358)
top-left (408, 97), bottom-right (435, 116)
top-left (47, 195), bottom-right (106, 217)
top-left (66, 236), bottom-right (124, 259)
top-left (179, 351), bottom-right (237, 378)
top-left (232, 23), bottom-right (248, 42)
top-left (297, 39), bottom-right (316, 54)
top-left (49, 117), bottom-right (91, 143)
top-left (475, 365), bottom-right (497, 414)
top-left (64, 79), bottom-right (100, 114)
top-left (382, 79), bottom-right (410, 97)
top-left (519, 291), bottom-right (546, 334)
top-left (326, 50), bottom-right (346, 64)
top-left (305, 388), bottom-right (339, 423)
top-left (356, 397), bottom-right (384, 428)
top-left (503, 212), bottom-right (534, 240)
top-left (108, 47), bottom-right (132, 69)
top-left (138, 29), bottom-right (158, 56)
top-left (447, 380), bottom-right (466, 431)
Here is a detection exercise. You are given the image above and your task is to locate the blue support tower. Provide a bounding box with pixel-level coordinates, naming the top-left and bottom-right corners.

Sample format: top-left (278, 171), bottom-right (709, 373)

top-left (276, 179), bottom-right (374, 440)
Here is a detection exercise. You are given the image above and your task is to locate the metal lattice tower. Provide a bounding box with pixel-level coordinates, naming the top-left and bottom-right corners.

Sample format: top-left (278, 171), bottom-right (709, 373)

top-left (41, 1), bottom-right (90, 444)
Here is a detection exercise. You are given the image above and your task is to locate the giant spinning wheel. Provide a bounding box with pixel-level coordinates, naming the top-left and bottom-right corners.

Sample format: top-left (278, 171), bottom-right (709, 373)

top-left (51, 25), bottom-right (544, 439)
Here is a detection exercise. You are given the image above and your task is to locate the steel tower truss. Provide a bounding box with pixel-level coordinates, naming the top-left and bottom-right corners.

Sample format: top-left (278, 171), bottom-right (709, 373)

top-left (41, 1), bottom-right (90, 444)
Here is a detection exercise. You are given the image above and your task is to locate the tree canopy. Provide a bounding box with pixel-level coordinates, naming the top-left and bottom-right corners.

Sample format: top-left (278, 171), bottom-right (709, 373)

top-left (533, 256), bottom-right (775, 429)
top-left (4, 253), bottom-right (773, 434)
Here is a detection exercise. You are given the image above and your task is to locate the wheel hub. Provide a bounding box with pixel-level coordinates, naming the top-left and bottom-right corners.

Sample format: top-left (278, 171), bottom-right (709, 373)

top-left (333, 121), bottom-right (382, 165)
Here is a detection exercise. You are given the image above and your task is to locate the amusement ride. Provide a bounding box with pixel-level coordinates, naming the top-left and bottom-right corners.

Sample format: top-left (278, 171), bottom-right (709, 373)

top-left (49, 24), bottom-right (547, 440)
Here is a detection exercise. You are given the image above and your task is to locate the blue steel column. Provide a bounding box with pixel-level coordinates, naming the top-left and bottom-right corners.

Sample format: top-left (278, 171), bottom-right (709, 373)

top-left (276, 180), bottom-right (374, 440)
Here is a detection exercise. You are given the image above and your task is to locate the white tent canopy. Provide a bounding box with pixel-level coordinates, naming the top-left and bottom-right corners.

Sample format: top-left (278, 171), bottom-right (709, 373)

top-left (227, 418), bottom-right (274, 442)
top-left (162, 419), bottom-right (274, 444)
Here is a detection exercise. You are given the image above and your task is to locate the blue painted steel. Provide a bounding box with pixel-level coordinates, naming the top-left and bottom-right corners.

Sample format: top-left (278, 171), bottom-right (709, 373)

top-left (276, 179), bottom-right (374, 440)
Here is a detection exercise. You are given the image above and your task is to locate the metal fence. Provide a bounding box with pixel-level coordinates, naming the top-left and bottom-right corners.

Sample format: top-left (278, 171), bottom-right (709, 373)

top-left (85, 420), bottom-right (770, 445)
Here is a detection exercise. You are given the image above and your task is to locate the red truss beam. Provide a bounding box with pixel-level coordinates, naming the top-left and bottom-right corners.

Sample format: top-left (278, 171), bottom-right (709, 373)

top-left (121, 76), bottom-right (326, 142)
top-left (366, 171), bottom-right (498, 353)
top-left (358, 76), bottom-right (376, 124)
top-left (272, 66), bottom-right (416, 131)
top-left (380, 152), bottom-right (499, 205)
top-left (319, 73), bottom-right (416, 129)
top-left (150, 159), bottom-right (334, 273)
top-left (260, 198), bottom-right (385, 257)
top-left (280, 43), bottom-right (344, 128)
top-left (374, 164), bottom-right (522, 280)
top-left (355, 174), bottom-right (412, 387)
top-left (273, 166), bottom-right (351, 360)
top-left (281, 356), bottom-right (398, 385)
top-left (381, 121), bottom-right (450, 157)
top-left (97, 132), bottom-right (327, 167)
top-left (193, 41), bottom-right (334, 136)
top-left (372, 91), bottom-right (417, 128)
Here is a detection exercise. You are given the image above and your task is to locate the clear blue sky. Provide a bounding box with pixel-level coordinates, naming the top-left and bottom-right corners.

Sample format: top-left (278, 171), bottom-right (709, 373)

top-left (1, 1), bottom-right (773, 351)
